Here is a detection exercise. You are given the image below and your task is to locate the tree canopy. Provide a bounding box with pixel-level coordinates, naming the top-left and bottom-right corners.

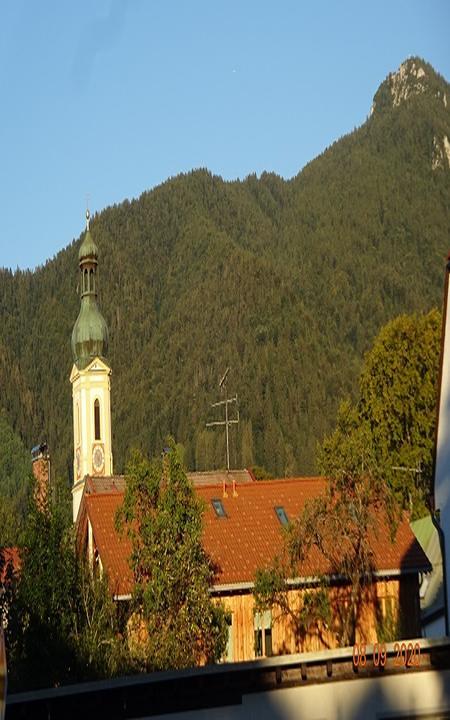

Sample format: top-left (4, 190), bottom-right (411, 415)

top-left (254, 467), bottom-right (387, 648)
top-left (116, 442), bottom-right (228, 670)
top-left (2, 497), bottom-right (128, 691)
top-left (319, 309), bottom-right (441, 516)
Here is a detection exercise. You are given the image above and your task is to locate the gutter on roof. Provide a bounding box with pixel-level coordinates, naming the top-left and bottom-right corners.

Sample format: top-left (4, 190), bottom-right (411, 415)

top-left (210, 568), bottom-right (425, 594)
top-left (374, 567), bottom-right (430, 578)
top-left (211, 581), bottom-right (255, 593)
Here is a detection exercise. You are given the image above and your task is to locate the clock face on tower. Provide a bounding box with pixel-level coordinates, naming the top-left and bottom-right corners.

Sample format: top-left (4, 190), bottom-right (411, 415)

top-left (92, 444), bottom-right (105, 474)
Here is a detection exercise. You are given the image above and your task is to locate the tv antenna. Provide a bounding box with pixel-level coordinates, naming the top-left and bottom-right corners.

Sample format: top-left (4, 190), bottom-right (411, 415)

top-left (206, 367), bottom-right (239, 473)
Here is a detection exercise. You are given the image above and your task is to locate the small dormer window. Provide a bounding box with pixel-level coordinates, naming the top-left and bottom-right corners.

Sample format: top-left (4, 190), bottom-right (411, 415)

top-left (94, 399), bottom-right (101, 440)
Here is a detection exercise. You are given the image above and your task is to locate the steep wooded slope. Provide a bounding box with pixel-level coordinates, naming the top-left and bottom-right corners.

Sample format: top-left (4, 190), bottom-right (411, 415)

top-left (1, 57), bottom-right (449, 480)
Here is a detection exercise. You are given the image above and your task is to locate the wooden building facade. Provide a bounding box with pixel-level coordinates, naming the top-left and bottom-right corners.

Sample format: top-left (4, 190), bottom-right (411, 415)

top-left (76, 473), bottom-right (429, 662)
top-left (217, 575), bottom-right (421, 662)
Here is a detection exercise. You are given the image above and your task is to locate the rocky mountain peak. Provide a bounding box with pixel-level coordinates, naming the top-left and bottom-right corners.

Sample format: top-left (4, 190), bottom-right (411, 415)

top-left (371, 57), bottom-right (448, 115)
top-left (387, 59), bottom-right (427, 107)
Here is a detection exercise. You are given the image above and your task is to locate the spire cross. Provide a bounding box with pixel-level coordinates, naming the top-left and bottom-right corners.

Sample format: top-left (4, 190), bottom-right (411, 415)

top-left (86, 194), bottom-right (90, 230)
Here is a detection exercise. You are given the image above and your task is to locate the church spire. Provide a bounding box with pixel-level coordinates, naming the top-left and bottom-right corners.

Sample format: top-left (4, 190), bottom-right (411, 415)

top-left (71, 211), bottom-right (109, 369)
top-left (70, 210), bottom-right (113, 522)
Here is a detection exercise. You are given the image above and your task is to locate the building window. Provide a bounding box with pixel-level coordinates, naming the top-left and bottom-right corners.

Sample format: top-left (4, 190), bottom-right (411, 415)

top-left (254, 610), bottom-right (272, 657)
top-left (94, 399), bottom-right (101, 440)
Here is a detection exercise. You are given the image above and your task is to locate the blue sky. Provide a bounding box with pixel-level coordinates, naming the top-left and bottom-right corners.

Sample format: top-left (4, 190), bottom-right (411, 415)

top-left (1, 0), bottom-right (449, 270)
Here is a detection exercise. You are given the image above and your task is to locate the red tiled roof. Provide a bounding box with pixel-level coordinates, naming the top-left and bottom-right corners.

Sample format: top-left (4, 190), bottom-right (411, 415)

top-left (79, 477), bottom-right (430, 597)
top-left (198, 478), bottom-right (430, 585)
top-left (0, 547), bottom-right (20, 582)
top-left (84, 494), bottom-right (133, 596)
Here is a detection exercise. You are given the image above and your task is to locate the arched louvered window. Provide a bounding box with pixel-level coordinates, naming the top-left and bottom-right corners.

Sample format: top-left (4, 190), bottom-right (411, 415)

top-left (94, 399), bottom-right (101, 440)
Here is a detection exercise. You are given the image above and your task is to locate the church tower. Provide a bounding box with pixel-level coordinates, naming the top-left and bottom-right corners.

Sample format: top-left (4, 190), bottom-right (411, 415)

top-left (70, 210), bottom-right (113, 521)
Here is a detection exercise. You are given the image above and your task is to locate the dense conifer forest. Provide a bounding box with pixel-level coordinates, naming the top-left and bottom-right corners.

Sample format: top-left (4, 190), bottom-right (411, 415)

top-left (1, 57), bottom-right (450, 497)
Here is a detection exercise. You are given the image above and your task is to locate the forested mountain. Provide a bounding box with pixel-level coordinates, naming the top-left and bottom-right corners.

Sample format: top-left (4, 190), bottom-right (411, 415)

top-left (1, 57), bottom-right (450, 483)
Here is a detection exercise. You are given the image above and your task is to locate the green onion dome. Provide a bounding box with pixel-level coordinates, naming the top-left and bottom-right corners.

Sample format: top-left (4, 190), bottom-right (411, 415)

top-left (71, 297), bottom-right (109, 369)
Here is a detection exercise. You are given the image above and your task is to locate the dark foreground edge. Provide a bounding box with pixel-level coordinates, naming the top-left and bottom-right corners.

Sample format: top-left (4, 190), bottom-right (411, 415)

top-left (6, 637), bottom-right (450, 720)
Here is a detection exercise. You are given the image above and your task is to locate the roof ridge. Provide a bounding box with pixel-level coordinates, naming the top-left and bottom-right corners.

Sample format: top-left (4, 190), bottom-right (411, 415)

top-left (194, 477), bottom-right (327, 491)
top-left (188, 469), bottom-right (250, 474)
top-left (232, 476), bottom-right (326, 486)
top-left (87, 491), bottom-right (125, 500)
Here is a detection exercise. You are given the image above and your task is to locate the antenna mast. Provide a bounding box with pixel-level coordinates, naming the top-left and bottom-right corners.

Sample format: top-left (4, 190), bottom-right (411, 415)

top-left (206, 367), bottom-right (239, 472)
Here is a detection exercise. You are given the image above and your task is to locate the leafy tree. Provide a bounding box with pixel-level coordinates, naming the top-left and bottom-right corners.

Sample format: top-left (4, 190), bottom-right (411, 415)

top-left (71, 560), bottom-right (131, 679)
top-left (3, 496), bottom-right (128, 691)
top-left (116, 441), bottom-right (228, 670)
top-left (254, 563), bottom-right (332, 649)
top-left (254, 455), bottom-right (389, 648)
top-left (4, 501), bottom-right (79, 690)
top-left (319, 310), bottom-right (441, 516)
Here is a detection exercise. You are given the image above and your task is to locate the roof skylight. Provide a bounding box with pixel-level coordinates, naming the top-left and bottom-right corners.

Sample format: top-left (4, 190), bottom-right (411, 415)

top-left (274, 506), bottom-right (289, 527)
top-left (212, 498), bottom-right (227, 518)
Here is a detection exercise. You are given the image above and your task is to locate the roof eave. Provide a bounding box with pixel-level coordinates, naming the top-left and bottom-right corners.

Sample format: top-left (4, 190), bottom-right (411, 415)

top-left (210, 567), bottom-right (428, 594)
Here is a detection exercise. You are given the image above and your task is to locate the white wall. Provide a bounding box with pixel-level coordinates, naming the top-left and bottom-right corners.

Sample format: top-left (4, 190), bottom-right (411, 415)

top-left (146, 669), bottom-right (450, 720)
top-left (434, 268), bottom-right (450, 634)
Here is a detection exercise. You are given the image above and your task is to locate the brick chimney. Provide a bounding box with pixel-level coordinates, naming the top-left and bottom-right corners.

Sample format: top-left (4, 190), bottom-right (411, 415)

top-left (31, 442), bottom-right (50, 511)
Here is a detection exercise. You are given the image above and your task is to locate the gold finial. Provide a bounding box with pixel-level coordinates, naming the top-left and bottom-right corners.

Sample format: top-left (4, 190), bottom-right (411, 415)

top-left (85, 208), bottom-right (90, 231)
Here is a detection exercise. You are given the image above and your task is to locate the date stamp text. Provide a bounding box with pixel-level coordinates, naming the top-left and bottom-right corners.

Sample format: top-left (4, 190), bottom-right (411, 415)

top-left (352, 641), bottom-right (421, 669)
